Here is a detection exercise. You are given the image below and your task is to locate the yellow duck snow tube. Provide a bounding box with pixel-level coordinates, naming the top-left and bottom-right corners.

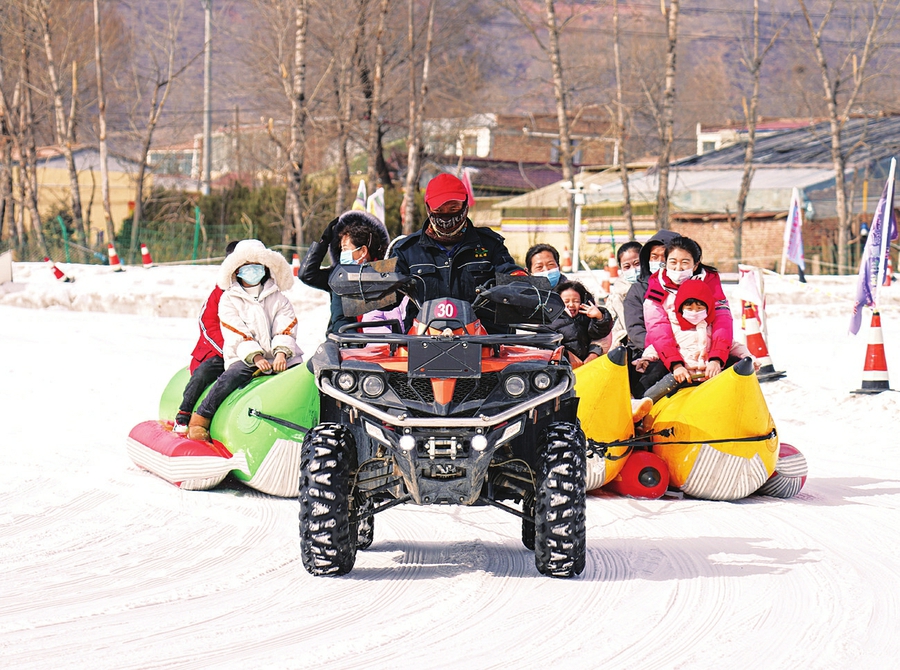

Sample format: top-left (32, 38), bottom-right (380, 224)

top-left (645, 357), bottom-right (778, 500)
top-left (575, 347), bottom-right (635, 490)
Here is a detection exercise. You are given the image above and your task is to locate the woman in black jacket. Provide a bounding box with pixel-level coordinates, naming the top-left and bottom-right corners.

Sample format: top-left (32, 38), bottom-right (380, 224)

top-left (298, 210), bottom-right (390, 335)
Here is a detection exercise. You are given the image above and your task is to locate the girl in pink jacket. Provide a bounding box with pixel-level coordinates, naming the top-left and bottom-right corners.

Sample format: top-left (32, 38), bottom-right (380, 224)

top-left (642, 235), bottom-right (733, 384)
top-left (638, 278), bottom-right (751, 382)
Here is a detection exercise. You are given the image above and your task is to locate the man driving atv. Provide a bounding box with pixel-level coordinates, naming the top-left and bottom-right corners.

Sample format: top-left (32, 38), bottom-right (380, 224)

top-left (390, 173), bottom-right (526, 333)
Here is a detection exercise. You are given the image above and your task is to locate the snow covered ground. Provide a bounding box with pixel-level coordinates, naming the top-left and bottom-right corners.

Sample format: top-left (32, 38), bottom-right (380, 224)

top-left (2, 261), bottom-right (899, 669)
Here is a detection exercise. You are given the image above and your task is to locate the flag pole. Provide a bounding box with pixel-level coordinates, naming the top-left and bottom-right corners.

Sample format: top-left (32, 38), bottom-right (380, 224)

top-left (874, 157), bottom-right (896, 308)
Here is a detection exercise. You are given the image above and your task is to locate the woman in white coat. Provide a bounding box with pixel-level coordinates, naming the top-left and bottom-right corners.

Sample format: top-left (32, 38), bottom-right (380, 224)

top-left (187, 239), bottom-right (303, 442)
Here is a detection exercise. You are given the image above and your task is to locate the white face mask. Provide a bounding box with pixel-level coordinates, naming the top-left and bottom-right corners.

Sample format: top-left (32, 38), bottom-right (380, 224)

top-left (649, 261), bottom-right (664, 274)
top-left (666, 268), bottom-right (694, 285)
top-left (622, 267), bottom-right (639, 284)
top-left (682, 309), bottom-right (707, 325)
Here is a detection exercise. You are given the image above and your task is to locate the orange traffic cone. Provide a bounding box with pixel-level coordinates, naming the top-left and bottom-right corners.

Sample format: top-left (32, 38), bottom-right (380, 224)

top-left (742, 301), bottom-right (785, 382)
top-left (887, 257), bottom-right (893, 287)
top-left (292, 253), bottom-right (300, 277)
top-left (108, 243), bottom-right (124, 272)
top-left (44, 257), bottom-right (73, 283)
top-left (607, 251), bottom-right (619, 278)
top-left (853, 310), bottom-right (892, 394)
top-left (140, 243), bottom-right (154, 269)
top-left (561, 246), bottom-right (572, 273)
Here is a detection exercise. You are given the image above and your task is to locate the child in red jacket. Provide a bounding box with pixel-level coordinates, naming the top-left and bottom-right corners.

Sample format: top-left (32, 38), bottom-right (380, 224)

top-left (637, 279), bottom-right (752, 383)
top-left (174, 240), bottom-right (239, 432)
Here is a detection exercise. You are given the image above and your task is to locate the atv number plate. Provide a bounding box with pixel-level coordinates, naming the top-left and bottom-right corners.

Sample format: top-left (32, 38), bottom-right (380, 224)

top-left (407, 339), bottom-right (482, 378)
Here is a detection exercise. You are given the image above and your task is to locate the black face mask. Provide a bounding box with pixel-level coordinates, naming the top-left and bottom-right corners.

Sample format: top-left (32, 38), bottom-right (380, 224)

top-left (429, 207), bottom-right (468, 240)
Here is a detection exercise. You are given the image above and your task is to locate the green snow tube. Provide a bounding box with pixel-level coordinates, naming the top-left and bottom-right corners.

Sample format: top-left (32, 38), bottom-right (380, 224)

top-left (158, 364), bottom-right (320, 497)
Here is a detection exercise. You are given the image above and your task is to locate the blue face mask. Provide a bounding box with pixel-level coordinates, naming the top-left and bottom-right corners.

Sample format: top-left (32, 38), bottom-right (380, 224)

top-left (340, 247), bottom-right (361, 265)
top-left (237, 264), bottom-right (266, 286)
top-left (622, 267), bottom-right (639, 284)
top-left (534, 268), bottom-right (561, 288)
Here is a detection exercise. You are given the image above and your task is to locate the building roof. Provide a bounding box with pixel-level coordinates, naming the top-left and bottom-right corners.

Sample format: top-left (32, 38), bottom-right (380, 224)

top-left (589, 167), bottom-right (836, 214)
top-left (679, 115), bottom-right (900, 171)
top-left (31, 146), bottom-right (141, 174)
top-left (429, 158), bottom-right (568, 196)
top-left (495, 169), bottom-right (628, 210)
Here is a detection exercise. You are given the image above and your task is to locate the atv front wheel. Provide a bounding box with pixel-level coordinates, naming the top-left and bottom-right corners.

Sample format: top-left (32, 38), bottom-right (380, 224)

top-left (534, 422), bottom-right (587, 578)
top-left (298, 423), bottom-right (358, 576)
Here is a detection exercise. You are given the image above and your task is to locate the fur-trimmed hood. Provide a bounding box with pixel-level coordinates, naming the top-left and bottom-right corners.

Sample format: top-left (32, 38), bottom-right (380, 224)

top-left (218, 239), bottom-right (294, 291)
top-left (327, 210), bottom-right (390, 265)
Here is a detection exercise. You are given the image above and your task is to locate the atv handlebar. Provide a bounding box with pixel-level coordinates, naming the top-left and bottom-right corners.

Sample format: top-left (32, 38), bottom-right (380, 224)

top-left (327, 330), bottom-right (564, 349)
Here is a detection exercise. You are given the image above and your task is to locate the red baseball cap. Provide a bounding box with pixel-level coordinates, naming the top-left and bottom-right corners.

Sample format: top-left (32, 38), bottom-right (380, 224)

top-left (424, 173), bottom-right (469, 209)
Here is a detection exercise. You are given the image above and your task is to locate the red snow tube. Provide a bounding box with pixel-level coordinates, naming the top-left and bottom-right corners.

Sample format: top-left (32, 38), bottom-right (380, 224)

top-left (604, 450), bottom-right (669, 499)
top-left (126, 420), bottom-right (242, 490)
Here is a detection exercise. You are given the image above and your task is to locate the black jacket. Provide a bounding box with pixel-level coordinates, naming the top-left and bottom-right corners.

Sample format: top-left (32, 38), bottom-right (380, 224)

top-left (297, 241), bottom-right (355, 335)
top-left (390, 221), bottom-right (522, 330)
top-left (549, 309), bottom-right (613, 361)
top-left (623, 229), bottom-right (679, 351)
top-left (298, 210), bottom-right (391, 335)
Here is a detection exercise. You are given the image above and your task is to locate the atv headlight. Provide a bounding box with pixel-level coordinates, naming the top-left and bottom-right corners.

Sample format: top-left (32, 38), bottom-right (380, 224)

top-left (336, 371), bottom-right (357, 392)
top-left (504, 374), bottom-right (527, 397)
top-left (532, 371), bottom-right (552, 391)
top-left (361, 374), bottom-right (385, 397)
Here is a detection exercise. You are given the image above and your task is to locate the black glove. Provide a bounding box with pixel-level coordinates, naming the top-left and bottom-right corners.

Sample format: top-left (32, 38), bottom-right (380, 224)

top-left (320, 217), bottom-right (340, 245)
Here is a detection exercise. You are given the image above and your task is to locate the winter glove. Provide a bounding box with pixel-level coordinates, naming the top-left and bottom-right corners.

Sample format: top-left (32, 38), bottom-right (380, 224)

top-left (320, 217), bottom-right (340, 245)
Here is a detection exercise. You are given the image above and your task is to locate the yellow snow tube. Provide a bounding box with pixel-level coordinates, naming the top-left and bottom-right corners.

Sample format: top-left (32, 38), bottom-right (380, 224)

top-left (575, 347), bottom-right (635, 490)
top-left (646, 357), bottom-right (778, 500)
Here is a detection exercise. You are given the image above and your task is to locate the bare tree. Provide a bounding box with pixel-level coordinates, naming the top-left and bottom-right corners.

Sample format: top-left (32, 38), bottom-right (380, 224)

top-left (733, 0), bottom-right (783, 271)
top-left (15, 5), bottom-right (48, 256)
top-left (323, 0), bottom-right (367, 215)
top-left (798, 0), bottom-right (896, 273)
top-left (612, 0), bottom-right (633, 240)
top-left (656, 0), bottom-right (679, 230)
top-left (92, 0), bottom-right (114, 248)
top-left (497, 0), bottom-right (577, 243)
top-left (365, 0), bottom-right (391, 189)
top-left (285, 0), bottom-right (309, 249)
top-left (124, 0), bottom-right (192, 262)
top-left (401, 0), bottom-right (435, 235)
top-left (34, 0), bottom-right (87, 247)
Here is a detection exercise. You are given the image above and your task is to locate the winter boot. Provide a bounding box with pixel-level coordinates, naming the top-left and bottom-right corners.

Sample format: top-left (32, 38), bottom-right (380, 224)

top-left (186, 413), bottom-right (211, 442)
top-left (174, 410), bottom-right (191, 434)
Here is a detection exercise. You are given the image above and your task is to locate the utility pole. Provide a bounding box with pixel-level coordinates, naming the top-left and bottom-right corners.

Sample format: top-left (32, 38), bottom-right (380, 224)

top-left (200, 0), bottom-right (212, 196)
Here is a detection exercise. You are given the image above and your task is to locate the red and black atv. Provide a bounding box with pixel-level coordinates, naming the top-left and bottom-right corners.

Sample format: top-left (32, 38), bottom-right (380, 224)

top-left (299, 261), bottom-right (587, 578)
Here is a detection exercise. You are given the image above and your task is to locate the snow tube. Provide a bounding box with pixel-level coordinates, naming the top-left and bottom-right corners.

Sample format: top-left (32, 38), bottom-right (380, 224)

top-left (755, 442), bottom-right (807, 498)
top-left (575, 347), bottom-right (635, 490)
top-left (130, 364), bottom-right (319, 497)
top-left (603, 450), bottom-right (669, 499)
top-left (645, 357), bottom-right (779, 501)
top-left (126, 420), bottom-right (248, 491)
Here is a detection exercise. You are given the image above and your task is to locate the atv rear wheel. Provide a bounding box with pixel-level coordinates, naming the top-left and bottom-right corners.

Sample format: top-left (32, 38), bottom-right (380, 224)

top-left (298, 423), bottom-right (358, 576)
top-left (534, 422), bottom-right (587, 578)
